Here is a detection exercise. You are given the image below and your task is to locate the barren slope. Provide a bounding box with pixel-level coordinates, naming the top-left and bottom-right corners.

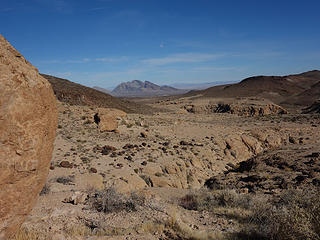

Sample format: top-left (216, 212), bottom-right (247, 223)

top-left (184, 70), bottom-right (320, 107)
top-left (42, 74), bottom-right (156, 114)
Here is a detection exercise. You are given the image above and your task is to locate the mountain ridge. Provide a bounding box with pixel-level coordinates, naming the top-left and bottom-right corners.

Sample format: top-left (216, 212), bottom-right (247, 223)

top-left (184, 70), bottom-right (320, 106)
top-left (111, 79), bottom-right (188, 97)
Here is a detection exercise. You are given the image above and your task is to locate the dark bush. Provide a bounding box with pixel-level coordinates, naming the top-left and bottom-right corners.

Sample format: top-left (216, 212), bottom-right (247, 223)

top-left (89, 188), bottom-right (145, 213)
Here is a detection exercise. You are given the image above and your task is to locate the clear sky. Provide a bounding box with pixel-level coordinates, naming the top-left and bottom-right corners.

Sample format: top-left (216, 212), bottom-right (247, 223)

top-left (1, 0), bottom-right (320, 89)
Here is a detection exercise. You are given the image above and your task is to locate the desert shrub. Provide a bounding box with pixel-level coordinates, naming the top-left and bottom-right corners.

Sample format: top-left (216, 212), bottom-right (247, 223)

top-left (39, 183), bottom-right (50, 195)
top-left (237, 188), bottom-right (320, 240)
top-left (55, 176), bottom-right (74, 185)
top-left (215, 103), bottom-right (231, 113)
top-left (180, 188), bottom-right (320, 240)
top-left (139, 175), bottom-right (153, 187)
top-left (180, 194), bottom-right (199, 210)
top-left (179, 189), bottom-right (251, 211)
top-left (14, 228), bottom-right (42, 240)
top-left (89, 188), bottom-right (145, 213)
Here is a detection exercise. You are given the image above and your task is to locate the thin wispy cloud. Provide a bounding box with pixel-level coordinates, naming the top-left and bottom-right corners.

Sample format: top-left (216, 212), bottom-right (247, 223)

top-left (114, 9), bottom-right (140, 18)
top-left (39, 56), bottom-right (128, 65)
top-left (191, 66), bottom-right (245, 72)
top-left (45, 71), bottom-right (72, 78)
top-left (66, 58), bottom-right (91, 64)
top-left (95, 56), bottom-right (128, 62)
top-left (231, 51), bottom-right (284, 58)
top-left (39, 58), bottom-right (90, 64)
top-left (141, 53), bottom-right (225, 66)
top-left (34, 0), bottom-right (72, 14)
top-left (88, 7), bottom-right (104, 11)
top-left (0, 8), bottom-right (13, 12)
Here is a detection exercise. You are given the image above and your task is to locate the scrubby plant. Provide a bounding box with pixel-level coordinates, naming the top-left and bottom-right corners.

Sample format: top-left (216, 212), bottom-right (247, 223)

top-left (88, 188), bottom-right (145, 213)
top-left (179, 189), bottom-right (251, 211)
top-left (180, 188), bottom-right (320, 239)
top-left (244, 188), bottom-right (320, 240)
top-left (55, 176), bottom-right (74, 185)
top-left (39, 183), bottom-right (50, 195)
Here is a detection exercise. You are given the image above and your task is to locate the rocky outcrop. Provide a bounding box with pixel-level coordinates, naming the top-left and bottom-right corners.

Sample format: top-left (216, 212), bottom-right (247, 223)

top-left (205, 145), bottom-right (320, 195)
top-left (184, 98), bottom-right (288, 116)
top-left (215, 102), bottom-right (287, 116)
top-left (131, 129), bottom-right (288, 190)
top-left (302, 99), bottom-right (320, 114)
top-left (94, 108), bottom-right (127, 132)
top-left (0, 35), bottom-right (58, 239)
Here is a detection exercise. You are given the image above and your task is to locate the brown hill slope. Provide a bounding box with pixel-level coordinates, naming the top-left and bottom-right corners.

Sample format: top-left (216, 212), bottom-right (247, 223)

top-left (185, 70), bottom-right (320, 106)
top-left (286, 81), bottom-right (320, 106)
top-left (41, 74), bottom-right (155, 114)
top-left (302, 99), bottom-right (320, 114)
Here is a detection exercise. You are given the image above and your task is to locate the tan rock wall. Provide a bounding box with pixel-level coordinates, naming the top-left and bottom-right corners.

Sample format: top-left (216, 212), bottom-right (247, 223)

top-left (0, 35), bottom-right (58, 239)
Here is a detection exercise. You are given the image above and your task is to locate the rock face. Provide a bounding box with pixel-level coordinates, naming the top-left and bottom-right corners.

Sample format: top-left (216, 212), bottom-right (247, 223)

top-left (184, 98), bottom-right (288, 116)
top-left (0, 35), bottom-right (58, 238)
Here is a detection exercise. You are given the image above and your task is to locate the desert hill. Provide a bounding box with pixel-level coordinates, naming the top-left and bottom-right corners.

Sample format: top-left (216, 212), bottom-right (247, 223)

top-left (93, 86), bottom-right (111, 94)
top-left (41, 74), bottom-right (155, 114)
top-left (185, 70), bottom-right (320, 106)
top-left (111, 79), bottom-right (188, 97)
top-left (302, 99), bottom-right (320, 114)
top-left (285, 81), bottom-right (320, 106)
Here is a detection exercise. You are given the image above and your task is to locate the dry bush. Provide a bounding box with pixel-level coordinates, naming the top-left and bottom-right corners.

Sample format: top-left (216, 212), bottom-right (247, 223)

top-left (234, 188), bottom-right (320, 240)
top-left (180, 188), bottom-right (320, 240)
top-left (39, 183), bottom-right (50, 195)
top-left (179, 194), bottom-right (199, 210)
top-left (88, 187), bottom-right (145, 213)
top-left (55, 176), bottom-right (74, 185)
top-left (165, 207), bottom-right (223, 240)
top-left (14, 228), bottom-right (42, 240)
top-left (179, 189), bottom-right (251, 211)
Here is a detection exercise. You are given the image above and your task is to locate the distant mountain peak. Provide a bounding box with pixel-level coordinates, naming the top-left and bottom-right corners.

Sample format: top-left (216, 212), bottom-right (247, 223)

top-left (111, 80), bottom-right (187, 97)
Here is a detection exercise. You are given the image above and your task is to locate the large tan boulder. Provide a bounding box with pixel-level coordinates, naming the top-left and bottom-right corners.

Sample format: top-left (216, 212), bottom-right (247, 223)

top-left (105, 169), bottom-right (147, 193)
top-left (0, 35), bottom-right (58, 239)
top-left (94, 107), bottom-right (127, 132)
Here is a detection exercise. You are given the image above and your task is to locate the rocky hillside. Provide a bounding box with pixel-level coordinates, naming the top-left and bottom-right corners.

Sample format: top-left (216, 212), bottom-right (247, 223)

top-left (286, 81), bottom-right (320, 106)
top-left (93, 86), bottom-right (111, 94)
top-left (302, 99), bottom-right (320, 114)
top-left (185, 70), bottom-right (320, 107)
top-left (41, 74), bottom-right (156, 114)
top-left (183, 98), bottom-right (288, 116)
top-left (111, 80), bottom-right (188, 97)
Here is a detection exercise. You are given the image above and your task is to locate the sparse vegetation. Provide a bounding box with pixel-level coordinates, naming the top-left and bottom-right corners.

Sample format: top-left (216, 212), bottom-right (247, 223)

top-left (179, 189), bottom-right (251, 211)
top-left (14, 228), bottom-right (42, 240)
top-left (179, 188), bottom-right (320, 240)
top-left (39, 183), bottom-right (50, 195)
top-left (88, 188), bottom-right (145, 213)
top-left (236, 188), bottom-right (320, 240)
top-left (55, 176), bottom-right (74, 185)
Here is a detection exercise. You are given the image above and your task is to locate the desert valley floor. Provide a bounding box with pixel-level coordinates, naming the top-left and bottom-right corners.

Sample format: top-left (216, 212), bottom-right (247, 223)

top-left (19, 96), bottom-right (320, 240)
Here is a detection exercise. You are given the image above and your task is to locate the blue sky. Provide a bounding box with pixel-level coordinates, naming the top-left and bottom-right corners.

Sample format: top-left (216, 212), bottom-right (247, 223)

top-left (1, 0), bottom-right (320, 89)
